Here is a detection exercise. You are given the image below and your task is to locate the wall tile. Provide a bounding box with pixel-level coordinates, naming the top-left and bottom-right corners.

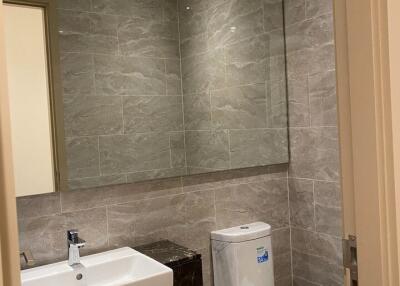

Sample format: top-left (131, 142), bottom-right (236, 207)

top-left (164, 0), bottom-right (179, 22)
top-left (274, 252), bottom-right (292, 281)
top-left (123, 96), bottom-right (183, 133)
top-left (286, 49), bottom-right (309, 80)
top-left (182, 164), bottom-right (288, 192)
top-left (288, 76), bottom-right (310, 127)
top-left (272, 227), bottom-right (291, 256)
top-left (60, 53), bottom-right (95, 96)
top-left (65, 136), bottom-right (100, 179)
top-left (181, 49), bottom-right (225, 94)
top-left (215, 179), bottom-right (289, 229)
top-left (266, 29), bottom-right (286, 57)
top-left (18, 208), bottom-right (108, 265)
top-left (292, 250), bottom-right (343, 286)
top-left (289, 127), bottom-right (339, 181)
top-left (170, 132), bottom-right (186, 168)
top-left (183, 93), bottom-right (212, 130)
top-left (264, 0), bottom-right (284, 32)
top-left (94, 55), bottom-right (166, 96)
top-left (315, 204), bottom-right (342, 237)
top-left (183, 190), bottom-right (216, 250)
top-left (306, 0), bottom-right (333, 19)
top-left (275, 276), bottom-right (293, 286)
top-left (59, 32), bottom-right (118, 55)
top-left (266, 80), bottom-right (288, 128)
top-left (225, 35), bottom-right (267, 86)
top-left (57, 0), bottom-right (92, 11)
top-left (89, 13), bottom-right (120, 36)
top-left (289, 179), bottom-right (314, 231)
top-left (166, 59), bottom-right (183, 95)
top-left (285, 14), bottom-right (333, 53)
top-left (118, 17), bottom-right (179, 58)
top-left (225, 33), bottom-right (267, 63)
top-left (309, 70), bottom-right (337, 126)
top-left (266, 54), bottom-right (286, 82)
top-left (58, 10), bottom-right (119, 37)
top-left (92, 0), bottom-right (162, 19)
top-left (230, 129), bottom-right (289, 168)
top-left (180, 33), bottom-right (208, 58)
top-left (211, 84), bottom-right (267, 129)
top-left (61, 177), bottom-right (183, 212)
top-left (178, 0), bottom-right (208, 40)
top-left (58, 11), bottom-right (91, 34)
top-left (17, 193), bottom-right (61, 219)
top-left (284, 0), bottom-right (306, 25)
top-left (185, 130), bottom-right (230, 170)
top-left (207, 1), bottom-right (264, 49)
top-left (291, 228), bottom-right (342, 264)
top-left (308, 43), bottom-right (336, 75)
top-left (285, 19), bottom-right (312, 52)
top-left (63, 95), bottom-right (123, 137)
top-left (107, 194), bottom-right (186, 247)
top-left (99, 133), bottom-right (171, 175)
top-left (314, 180), bottom-right (341, 206)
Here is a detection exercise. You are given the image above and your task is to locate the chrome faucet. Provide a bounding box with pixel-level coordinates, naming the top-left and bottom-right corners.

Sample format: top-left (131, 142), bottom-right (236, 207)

top-left (67, 229), bottom-right (86, 266)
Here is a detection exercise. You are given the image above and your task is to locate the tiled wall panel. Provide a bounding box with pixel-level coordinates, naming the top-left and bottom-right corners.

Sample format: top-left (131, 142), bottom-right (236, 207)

top-left (284, 0), bottom-right (344, 285)
top-left (17, 165), bottom-right (291, 286)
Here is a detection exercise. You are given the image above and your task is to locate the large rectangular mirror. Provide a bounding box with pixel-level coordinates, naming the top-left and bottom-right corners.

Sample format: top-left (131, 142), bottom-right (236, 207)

top-left (6, 0), bottom-right (289, 195)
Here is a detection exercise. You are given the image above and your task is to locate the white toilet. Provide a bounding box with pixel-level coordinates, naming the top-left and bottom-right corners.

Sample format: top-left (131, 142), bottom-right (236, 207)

top-left (211, 222), bottom-right (274, 286)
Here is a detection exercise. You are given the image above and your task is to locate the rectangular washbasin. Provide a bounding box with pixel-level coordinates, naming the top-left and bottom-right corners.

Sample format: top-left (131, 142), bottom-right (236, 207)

top-left (21, 247), bottom-right (173, 286)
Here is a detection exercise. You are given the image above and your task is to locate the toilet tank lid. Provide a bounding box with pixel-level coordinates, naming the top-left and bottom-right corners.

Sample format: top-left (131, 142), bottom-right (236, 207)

top-left (211, 222), bottom-right (272, 242)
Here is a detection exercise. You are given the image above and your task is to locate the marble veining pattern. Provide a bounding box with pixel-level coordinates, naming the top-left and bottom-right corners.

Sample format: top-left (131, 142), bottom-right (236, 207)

top-left (59, 0), bottom-right (290, 188)
top-left (179, 0), bottom-right (289, 174)
top-left (284, 0), bottom-right (344, 285)
top-left (17, 1), bottom-right (342, 286)
top-left (17, 165), bottom-right (292, 286)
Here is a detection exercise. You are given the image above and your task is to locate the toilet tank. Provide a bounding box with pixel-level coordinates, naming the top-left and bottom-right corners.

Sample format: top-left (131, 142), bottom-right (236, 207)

top-left (211, 222), bottom-right (274, 286)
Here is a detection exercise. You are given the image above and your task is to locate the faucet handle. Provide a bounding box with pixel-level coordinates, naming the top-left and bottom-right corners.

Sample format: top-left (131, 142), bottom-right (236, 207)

top-left (67, 229), bottom-right (86, 247)
top-left (67, 229), bottom-right (79, 243)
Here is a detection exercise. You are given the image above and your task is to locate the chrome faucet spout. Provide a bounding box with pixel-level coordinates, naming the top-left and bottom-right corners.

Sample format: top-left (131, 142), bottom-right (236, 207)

top-left (67, 229), bottom-right (86, 266)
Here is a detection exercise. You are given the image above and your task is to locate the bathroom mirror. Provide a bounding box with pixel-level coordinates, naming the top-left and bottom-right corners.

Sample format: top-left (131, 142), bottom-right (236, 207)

top-left (6, 0), bottom-right (289, 195)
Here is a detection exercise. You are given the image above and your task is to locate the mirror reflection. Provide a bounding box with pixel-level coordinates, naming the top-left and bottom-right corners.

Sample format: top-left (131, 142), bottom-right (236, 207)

top-left (6, 0), bottom-right (289, 195)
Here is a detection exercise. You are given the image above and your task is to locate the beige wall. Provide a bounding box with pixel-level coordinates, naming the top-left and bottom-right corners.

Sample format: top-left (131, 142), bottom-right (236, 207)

top-left (0, 0), bottom-right (22, 284)
top-left (4, 4), bottom-right (55, 197)
top-left (387, 0), bottom-right (400, 280)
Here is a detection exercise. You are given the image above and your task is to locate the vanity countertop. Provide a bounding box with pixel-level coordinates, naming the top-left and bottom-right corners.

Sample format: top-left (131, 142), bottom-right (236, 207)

top-left (135, 240), bottom-right (201, 267)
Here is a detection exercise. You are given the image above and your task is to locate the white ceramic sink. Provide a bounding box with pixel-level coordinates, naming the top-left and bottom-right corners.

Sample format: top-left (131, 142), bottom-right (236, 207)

top-left (21, 247), bottom-right (173, 286)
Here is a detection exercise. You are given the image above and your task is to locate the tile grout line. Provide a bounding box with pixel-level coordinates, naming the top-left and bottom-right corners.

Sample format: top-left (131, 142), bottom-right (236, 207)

top-left (312, 180), bottom-right (317, 232)
top-left (286, 174), bottom-right (295, 284)
top-left (176, 0), bottom-right (188, 174)
top-left (105, 206), bottom-right (110, 247)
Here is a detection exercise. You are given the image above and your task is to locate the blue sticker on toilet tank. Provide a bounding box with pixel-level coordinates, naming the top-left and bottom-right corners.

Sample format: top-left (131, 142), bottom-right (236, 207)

top-left (256, 247), bottom-right (268, 263)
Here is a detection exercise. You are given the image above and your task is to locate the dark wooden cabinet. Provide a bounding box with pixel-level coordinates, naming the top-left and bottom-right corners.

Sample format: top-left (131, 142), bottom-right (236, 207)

top-left (136, 240), bottom-right (203, 286)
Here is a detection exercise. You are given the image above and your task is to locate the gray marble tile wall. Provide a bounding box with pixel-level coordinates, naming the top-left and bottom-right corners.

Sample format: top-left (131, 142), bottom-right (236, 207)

top-left (16, 1), bottom-right (345, 286)
top-left (179, 0), bottom-right (289, 174)
top-left (60, 0), bottom-right (290, 189)
top-left (58, 0), bottom-right (187, 189)
top-left (284, 0), bottom-right (344, 285)
top-left (17, 165), bottom-right (292, 286)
